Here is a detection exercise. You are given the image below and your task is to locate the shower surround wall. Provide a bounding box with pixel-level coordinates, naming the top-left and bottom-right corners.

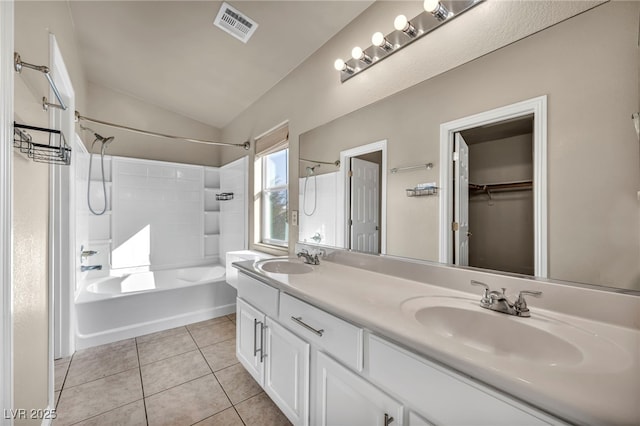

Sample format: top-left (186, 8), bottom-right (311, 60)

top-left (83, 155), bottom-right (247, 275)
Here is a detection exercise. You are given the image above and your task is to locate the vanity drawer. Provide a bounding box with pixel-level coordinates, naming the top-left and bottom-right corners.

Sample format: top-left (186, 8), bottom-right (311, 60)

top-left (367, 335), bottom-right (558, 425)
top-left (237, 272), bottom-right (279, 318)
top-left (280, 293), bottom-right (363, 371)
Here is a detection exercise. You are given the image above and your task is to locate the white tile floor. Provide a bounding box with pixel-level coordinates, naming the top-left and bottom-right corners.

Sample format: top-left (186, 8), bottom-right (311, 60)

top-left (53, 314), bottom-right (291, 426)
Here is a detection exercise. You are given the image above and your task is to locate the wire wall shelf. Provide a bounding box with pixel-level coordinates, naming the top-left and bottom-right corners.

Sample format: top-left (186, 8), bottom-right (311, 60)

top-left (406, 186), bottom-right (438, 197)
top-left (13, 122), bottom-right (71, 165)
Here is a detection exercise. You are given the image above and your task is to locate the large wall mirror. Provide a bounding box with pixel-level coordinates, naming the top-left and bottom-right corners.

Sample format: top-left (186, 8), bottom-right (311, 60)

top-left (298, 1), bottom-right (640, 292)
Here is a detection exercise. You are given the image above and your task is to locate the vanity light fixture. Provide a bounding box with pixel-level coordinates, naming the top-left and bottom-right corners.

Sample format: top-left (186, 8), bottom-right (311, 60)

top-left (352, 46), bottom-right (373, 64)
top-left (371, 32), bottom-right (394, 51)
top-left (333, 0), bottom-right (484, 83)
top-left (424, 0), bottom-right (452, 22)
top-left (394, 15), bottom-right (418, 37)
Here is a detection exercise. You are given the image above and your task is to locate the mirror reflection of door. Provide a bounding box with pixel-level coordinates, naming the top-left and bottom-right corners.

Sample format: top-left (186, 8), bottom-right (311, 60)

top-left (452, 115), bottom-right (535, 275)
top-left (350, 157), bottom-right (379, 253)
top-left (349, 153), bottom-right (381, 254)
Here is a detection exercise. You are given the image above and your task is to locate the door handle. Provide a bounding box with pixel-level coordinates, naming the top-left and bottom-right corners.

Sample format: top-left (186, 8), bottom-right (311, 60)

top-left (253, 318), bottom-right (260, 356)
top-left (260, 321), bottom-right (267, 362)
top-left (384, 413), bottom-right (394, 426)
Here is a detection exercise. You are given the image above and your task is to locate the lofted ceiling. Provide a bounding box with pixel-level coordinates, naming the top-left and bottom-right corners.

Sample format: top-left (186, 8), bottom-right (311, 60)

top-left (68, 1), bottom-right (373, 129)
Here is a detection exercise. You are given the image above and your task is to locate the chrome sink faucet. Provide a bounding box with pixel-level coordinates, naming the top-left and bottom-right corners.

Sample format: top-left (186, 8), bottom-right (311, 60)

top-left (471, 280), bottom-right (542, 318)
top-left (297, 249), bottom-right (320, 265)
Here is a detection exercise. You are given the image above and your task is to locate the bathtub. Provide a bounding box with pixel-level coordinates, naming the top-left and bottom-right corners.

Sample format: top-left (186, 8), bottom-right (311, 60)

top-left (75, 264), bottom-right (235, 349)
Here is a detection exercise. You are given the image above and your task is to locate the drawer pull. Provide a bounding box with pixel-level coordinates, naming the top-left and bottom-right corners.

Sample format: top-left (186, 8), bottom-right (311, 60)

top-left (384, 413), bottom-right (394, 426)
top-left (291, 316), bottom-right (324, 336)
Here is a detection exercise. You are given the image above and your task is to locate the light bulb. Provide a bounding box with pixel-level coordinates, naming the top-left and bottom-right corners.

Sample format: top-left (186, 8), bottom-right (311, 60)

top-left (371, 32), bottom-right (385, 47)
top-left (424, 0), bottom-right (450, 21)
top-left (394, 14), bottom-right (417, 37)
top-left (351, 46), bottom-right (372, 64)
top-left (394, 14), bottom-right (409, 32)
top-left (333, 58), bottom-right (354, 74)
top-left (423, 0), bottom-right (440, 13)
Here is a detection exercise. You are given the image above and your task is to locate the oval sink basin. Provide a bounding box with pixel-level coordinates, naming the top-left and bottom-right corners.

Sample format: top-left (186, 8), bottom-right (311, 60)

top-left (398, 296), bottom-right (629, 368)
top-left (414, 303), bottom-right (583, 365)
top-left (256, 258), bottom-right (314, 274)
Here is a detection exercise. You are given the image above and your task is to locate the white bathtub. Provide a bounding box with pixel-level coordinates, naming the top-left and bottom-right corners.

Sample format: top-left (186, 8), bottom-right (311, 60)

top-left (75, 264), bottom-right (235, 349)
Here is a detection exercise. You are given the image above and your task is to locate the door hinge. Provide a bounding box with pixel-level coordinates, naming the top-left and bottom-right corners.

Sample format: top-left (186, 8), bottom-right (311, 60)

top-left (349, 219), bottom-right (353, 225)
top-left (453, 152), bottom-right (459, 162)
top-left (348, 170), bottom-right (353, 177)
top-left (452, 222), bottom-right (459, 231)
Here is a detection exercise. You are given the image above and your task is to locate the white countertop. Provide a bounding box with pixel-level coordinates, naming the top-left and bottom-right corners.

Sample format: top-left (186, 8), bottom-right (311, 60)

top-left (234, 257), bottom-right (640, 425)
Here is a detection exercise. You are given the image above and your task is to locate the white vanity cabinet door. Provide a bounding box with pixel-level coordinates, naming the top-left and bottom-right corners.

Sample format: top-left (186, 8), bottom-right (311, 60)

top-left (264, 317), bottom-right (310, 426)
top-left (236, 297), bottom-right (265, 385)
top-left (314, 351), bottom-right (403, 426)
top-left (368, 334), bottom-right (558, 425)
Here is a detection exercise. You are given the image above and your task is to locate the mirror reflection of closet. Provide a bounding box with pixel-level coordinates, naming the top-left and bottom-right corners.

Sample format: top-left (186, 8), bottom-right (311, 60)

top-left (457, 115), bottom-right (534, 275)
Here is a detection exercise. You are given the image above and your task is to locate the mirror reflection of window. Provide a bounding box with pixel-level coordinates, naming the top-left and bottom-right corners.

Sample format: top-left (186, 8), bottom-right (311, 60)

top-left (262, 148), bottom-right (289, 246)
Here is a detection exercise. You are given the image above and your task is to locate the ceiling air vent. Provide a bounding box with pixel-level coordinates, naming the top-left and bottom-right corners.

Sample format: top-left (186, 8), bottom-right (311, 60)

top-left (213, 2), bottom-right (258, 43)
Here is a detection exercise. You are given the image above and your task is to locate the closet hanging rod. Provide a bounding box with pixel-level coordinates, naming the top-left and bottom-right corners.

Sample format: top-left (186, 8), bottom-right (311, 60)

top-left (300, 158), bottom-right (341, 167)
top-left (75, 112), bottom-right (250, 150)
top-left (469, 180), bottom-right (533, 191)
top-left (14, 52), bottom-right (67, 111)
top-left (390, 162), bottom-right (433, 174)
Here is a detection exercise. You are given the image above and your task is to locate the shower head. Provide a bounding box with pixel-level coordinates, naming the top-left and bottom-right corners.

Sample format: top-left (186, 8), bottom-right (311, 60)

top-left (95, 133), bottom-right (114, 145)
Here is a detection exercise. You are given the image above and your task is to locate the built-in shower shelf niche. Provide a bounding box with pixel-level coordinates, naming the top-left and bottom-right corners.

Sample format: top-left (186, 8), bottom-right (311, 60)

top-left (204, 167), bottom-right (222, 259)
top-left (205, 211), bottom-right (221, 234)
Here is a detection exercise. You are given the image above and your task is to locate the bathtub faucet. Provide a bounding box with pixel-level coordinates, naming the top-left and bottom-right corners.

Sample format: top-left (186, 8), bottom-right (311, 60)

top-left (81, 265), bottom-right (102, 272)
top-left (80, 245), bottom-right (98, 259)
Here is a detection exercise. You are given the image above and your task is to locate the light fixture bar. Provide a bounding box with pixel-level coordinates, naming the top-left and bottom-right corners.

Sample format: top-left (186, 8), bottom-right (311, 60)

top-left (335, 0), bottom-right (483, 83)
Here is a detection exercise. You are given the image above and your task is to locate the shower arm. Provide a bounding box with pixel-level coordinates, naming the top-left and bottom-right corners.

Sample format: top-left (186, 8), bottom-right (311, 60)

top-left (75, 112), bottom-right (250, 150)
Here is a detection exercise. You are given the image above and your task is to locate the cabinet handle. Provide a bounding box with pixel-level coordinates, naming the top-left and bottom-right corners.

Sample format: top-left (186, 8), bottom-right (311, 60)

top-left (253, 318), bottom-right (260, 356)
top-left (260, 321), bottom-right (267, 362)
top-left (291, 316), bottom-right (324, 336)
top-left (384, 413), bottom-right (394, 426)
top-left (253, 318), bottom-right (264, 360)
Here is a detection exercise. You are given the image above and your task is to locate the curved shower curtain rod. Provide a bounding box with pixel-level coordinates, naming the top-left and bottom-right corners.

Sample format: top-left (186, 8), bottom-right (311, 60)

top-left (75, 111), bottom-right (251, 150)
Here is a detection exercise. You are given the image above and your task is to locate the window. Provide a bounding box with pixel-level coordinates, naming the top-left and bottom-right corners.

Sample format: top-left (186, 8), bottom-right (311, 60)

top-left (261, 147), bottom-right (288, 246)
top-left (255, 122), bottom-right (289, 248)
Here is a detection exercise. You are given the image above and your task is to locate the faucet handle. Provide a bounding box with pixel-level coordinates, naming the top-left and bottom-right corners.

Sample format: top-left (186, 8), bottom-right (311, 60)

top-left (470, 280), bottom-right (491, 304)
top-left (514, 290), bottom-right (542, 317)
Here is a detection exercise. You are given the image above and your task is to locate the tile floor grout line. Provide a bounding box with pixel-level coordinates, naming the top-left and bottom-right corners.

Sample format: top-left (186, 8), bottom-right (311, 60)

top-left (142, 371), bottom-right (212, 399)
top-left (137, 346), bottom-right (205, 369)
top-left (185, 325), bottom-right (237, 424)
top-left (59, 365), bottom-right (141, 392)
top-left (135, 339), bottom-right (150, 426)
top-left (66, 398), bottom-right (146, 426)
top-left (57, 353), bottom-right (74, 400)
top-left (135, 326), bottom-right (188, 345)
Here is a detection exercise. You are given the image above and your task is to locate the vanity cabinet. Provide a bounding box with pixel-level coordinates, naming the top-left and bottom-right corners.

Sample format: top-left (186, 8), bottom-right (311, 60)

top-left (235, 269), bottom-right (563, 426)
top-left (314, 351), bottom-right (403, 426)
top-left (236, 274), bottom-right (309, 425)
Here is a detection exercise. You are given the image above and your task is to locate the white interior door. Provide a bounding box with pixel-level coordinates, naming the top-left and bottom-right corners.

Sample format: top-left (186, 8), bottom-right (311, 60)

top-left (350, 158), bottom-right (379, 254)
top-left (454, 133), bottom-right (469, 266)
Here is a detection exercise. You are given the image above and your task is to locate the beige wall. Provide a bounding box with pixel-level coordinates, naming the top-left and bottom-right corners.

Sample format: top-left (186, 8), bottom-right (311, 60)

top-left (13, 0), bottom-right (90, 421)
top-left (298, 2), bottom-right (640, 290)
top-left (85, 83), bottom-right (222, 167)
top-left (220, 0), bottom-right (603, 257)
